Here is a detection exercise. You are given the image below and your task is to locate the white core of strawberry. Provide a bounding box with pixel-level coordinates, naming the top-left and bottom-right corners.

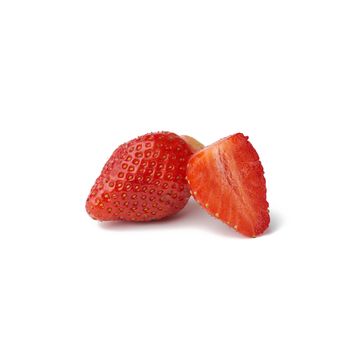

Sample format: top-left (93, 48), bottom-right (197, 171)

top-left (181, 135), bottom-right (205, 153)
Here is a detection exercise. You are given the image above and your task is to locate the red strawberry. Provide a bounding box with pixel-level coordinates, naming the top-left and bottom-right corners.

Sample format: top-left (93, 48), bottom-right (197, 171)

top-left (186, 133), bottom-right (270, 237)
top-left (86, 132), bottom-right (194, 222)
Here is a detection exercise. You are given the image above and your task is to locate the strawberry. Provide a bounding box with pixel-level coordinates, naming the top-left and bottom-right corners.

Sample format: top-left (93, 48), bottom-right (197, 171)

top-left (186, 133), bottom-right (270, 237)
top-left (86, 132), bottom-right (194, 221)
top-left (180, 135), bottom-right (205, 153)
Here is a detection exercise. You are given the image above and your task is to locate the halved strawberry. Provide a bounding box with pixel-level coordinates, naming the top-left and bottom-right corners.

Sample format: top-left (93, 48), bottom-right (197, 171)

top-left (186, 133), bottom-right (270, 237)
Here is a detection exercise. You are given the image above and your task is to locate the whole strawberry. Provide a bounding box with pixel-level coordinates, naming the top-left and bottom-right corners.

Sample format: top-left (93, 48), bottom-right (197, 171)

top-left (86, 132), bottom-right (194, 221)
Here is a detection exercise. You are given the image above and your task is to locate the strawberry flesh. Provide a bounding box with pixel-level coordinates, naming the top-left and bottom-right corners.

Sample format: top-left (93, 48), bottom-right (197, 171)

top-left (187, 133), bottom-right (270, 237)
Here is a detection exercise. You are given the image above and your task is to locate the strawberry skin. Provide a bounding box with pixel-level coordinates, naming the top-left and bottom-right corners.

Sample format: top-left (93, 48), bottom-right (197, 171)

top-left (186, 133), bottom-right (270, 237)
top-left (86, 132), bottom-right (193, 221)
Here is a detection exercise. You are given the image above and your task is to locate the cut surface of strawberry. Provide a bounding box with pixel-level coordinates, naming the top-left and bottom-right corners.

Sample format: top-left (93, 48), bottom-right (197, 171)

top-left (186, 133), bottom-right (270, 237)
top-left (86, 132), bottom-right (194, 222)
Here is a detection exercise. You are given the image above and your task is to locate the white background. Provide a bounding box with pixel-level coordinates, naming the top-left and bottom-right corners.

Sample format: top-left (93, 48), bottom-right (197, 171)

top-left (1, 1), bottom-right (359, 349)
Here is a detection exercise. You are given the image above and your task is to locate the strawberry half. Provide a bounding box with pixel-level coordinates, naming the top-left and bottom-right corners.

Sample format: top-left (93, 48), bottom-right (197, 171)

top-left (186, 133), bottom-right (270, 237)
top-left (86, 132), bottom-right (194, 222)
